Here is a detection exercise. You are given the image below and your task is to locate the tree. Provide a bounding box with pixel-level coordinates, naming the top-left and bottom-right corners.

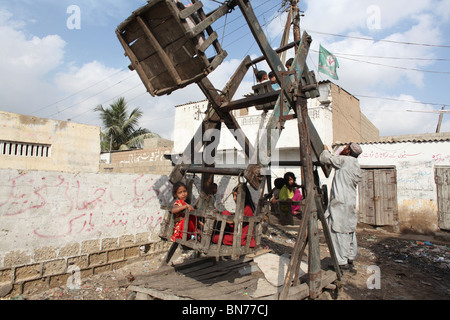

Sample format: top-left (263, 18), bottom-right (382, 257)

top-left (94, 97), bottom-right (159, 152)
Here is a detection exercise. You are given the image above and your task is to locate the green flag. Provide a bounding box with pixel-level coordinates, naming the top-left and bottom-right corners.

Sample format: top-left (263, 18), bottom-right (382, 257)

top-left (318, 45), bottom-right (339, 80)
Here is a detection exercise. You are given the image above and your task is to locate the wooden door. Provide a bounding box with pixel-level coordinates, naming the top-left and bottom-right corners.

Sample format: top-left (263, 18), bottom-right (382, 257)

top-left (435, 167), bottom-right (450, 231)
top-left (359, 168), bottom-right (398, 226)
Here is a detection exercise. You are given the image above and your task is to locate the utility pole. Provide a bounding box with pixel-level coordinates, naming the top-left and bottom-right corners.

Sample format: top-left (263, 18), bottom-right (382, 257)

top-left (436, 106), bottom-right (445, 133)
top-left (291, 0), bottom-right (301, 46)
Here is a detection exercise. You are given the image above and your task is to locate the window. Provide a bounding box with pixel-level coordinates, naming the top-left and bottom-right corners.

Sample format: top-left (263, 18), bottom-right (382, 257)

top-left (0, 140), bottom-right (51, 158)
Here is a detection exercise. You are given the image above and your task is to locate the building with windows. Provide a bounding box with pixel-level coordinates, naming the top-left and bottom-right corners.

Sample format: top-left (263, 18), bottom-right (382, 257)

top-left (0, 111), bottom-right (100, 173)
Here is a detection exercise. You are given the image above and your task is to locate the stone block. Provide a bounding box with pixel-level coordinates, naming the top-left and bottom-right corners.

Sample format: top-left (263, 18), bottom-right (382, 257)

top-left (102, 238), bottom-right (119, 250)
top-left (93, 264), bottom-right (111, 275)
top-left (119, 235), bottom-right (135, 247)
top-left (49, 274), bottom-right (70, 289)
top-left (136, 233), bottom-right (150, 244)
top-left (124, 246), bottom-right (140, 259)
top-left (3, 251), bottom-right (31, 268)
top-left (34, 247), bottom-right (57, 262)
top-left (67, 256), bottom-right (89, 269)
top-left (89, 252), bottom-right (107, 267)
top-left (43, 259), bottom-right (66, 277)
top-left (59, 243), bottom-right (80, 257)
top-left (81, 240), bottom-right (100, 254)
top-left (22, 278), bottom-right (48, 295)
top-left (15, 264), bottom-right (42, 282)
top-left (0, 268), bottom-right (12, 284)
top-left (107, 249), bottom-right (124, 263)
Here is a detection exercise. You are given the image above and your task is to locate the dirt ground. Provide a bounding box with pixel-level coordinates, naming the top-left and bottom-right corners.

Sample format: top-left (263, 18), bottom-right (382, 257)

top-left (18, 225), bottom-right (450, 301)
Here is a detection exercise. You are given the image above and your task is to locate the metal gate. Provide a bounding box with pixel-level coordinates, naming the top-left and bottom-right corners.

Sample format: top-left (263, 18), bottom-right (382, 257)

top-left (435, 166), bottom-right (450, 231)
top-left (359, 167), bottom-right (398, 226)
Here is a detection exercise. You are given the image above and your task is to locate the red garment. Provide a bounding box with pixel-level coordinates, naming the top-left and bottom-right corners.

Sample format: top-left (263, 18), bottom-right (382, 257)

top-left (212, 205), bottom-right (256, 247)
top-left (291, 188), bottom-right (302, 213)
top-left (171, 199), bottom-right (197, 241)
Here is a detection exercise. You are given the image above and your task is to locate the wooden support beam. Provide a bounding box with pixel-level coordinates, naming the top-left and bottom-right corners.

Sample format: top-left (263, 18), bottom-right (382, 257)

top-left (220, 90), bottom-right (281, 112)
top-left (181, 166), bottom-right (246, 176)
top-left (198, 77), bottom-right (255, 161)
top-left (168, 56), bottom-right (253, 184)
top-left (187, 2), bottom-right (231, 37)
top-left (232, 184), bottom-right (245, 260)
top-left (247, 39), bottom-right (301, 67)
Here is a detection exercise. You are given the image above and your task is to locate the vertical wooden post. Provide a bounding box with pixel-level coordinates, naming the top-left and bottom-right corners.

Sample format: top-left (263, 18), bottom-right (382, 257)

top-left (298, 95), bottom-right (321, 299)
top-left (232, 184), bottom-right (245, 260)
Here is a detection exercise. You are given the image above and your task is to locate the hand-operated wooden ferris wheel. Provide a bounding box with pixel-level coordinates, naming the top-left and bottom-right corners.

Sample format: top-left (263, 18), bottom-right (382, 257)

top-left (116, 0), bottom-right (341, 299)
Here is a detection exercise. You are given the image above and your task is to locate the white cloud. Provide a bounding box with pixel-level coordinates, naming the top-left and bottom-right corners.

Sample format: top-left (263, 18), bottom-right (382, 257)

top-left (1, 1), bottom-right (448, 141)
top-left (302, 0), bottom-right (433, 34)
top-left (0, 10), bottom-right (66, 114)
top-left (360, 94), bottom-right (441, 136)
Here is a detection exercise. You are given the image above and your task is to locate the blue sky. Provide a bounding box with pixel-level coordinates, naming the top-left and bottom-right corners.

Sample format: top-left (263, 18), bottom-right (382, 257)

top-left (0, 0), bottom-right (449, 140)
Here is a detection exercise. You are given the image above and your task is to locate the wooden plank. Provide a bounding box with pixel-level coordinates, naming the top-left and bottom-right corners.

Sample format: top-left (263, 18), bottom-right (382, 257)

top-left (198, 31), bottom-right (218, 53)
top-left (220, 90), bottom-right (281, 112)
top-left (436, 167), bottom-right (450, 230)
top-left (232, 184), bottom-right (246, 260)
top-left (137, 16), bottom-right (182, 84)
top-left (358, 169), bottom-right (376, 225)
top-left (215, 217), bottom-right (227, 258)
top-left (186, 3), bottom-right (230, 37)
top-left (316, 195), bottom-right (342, 281)
top-left (178, 0), bottom-right (203, 19)
top-left (115, 29), bottom-right (155, 95)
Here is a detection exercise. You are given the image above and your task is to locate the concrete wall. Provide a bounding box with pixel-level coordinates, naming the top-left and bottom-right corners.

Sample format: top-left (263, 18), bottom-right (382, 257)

top-left (0, 169), bottom-right (174, 296)
top-left (99, 138), bottom-right (174, 175)
top-left (100, 147), bottom-right (174, 175)
top-left (357, 140), bottom-right (450, 233)
top-left (0, 111), bottom-right (100, 173)
top-left (0, 168), bottom-right (246, 297)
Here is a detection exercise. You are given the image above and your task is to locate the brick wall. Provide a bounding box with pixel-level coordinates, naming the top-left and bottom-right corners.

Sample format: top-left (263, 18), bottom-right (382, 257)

top-left (0, 233), bottom-right (172, 297)
top-left (0, 169), bottom-right (175, 298)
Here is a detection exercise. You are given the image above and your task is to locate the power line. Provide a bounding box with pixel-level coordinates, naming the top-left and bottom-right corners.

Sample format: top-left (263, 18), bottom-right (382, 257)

top-left (316, 51), bottom-right (450, 62)
top-left (29, 67), bottom-right (128, 116)
top-left (46, 73), bottom-right (139, 118)
top-left (307, 29), bottom-right (450, 48)
top-left (354, 94), bottom-right (449, 108)
top-left (71, 84), bottom-right (146, 122)
top-left (331, 53), bottom-right (450, 75)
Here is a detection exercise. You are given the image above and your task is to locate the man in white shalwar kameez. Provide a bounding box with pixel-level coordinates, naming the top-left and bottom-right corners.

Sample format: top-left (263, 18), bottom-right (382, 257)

top-left (320, 143), bottom-right (362, 272)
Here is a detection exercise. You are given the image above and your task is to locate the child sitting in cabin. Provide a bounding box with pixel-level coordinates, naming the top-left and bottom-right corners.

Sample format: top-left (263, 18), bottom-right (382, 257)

top-left (170, 181), bottom-right (198, 241)
top-left (212, 183), bottom-right (256, 248)
top-left (268, 71), bottom-right (280, 90)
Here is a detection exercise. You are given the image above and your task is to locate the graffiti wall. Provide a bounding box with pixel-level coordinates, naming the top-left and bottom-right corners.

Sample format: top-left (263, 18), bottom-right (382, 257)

top-left (0, 170), bottom-right (173, 260)
top-left (357, 140), bottom-right (450, 232)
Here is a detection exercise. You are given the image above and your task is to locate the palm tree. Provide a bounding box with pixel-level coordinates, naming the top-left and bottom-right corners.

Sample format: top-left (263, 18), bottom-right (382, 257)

top-left (94, 97), bottom-right (159, 152)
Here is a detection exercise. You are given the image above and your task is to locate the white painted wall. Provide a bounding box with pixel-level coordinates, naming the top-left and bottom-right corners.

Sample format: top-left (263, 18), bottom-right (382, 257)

top-left (356, 140), bottom-right (450, 232)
